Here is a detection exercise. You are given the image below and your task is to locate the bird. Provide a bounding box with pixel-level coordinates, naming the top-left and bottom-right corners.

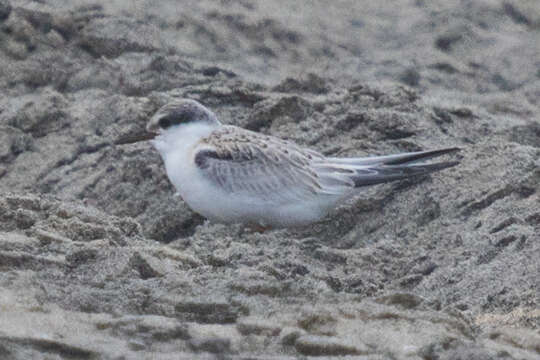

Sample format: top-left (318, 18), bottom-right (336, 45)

top-left (117, 99), bottom-right (459, 230)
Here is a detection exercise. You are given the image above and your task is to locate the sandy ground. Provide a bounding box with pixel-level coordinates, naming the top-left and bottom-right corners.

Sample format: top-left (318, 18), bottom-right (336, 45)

top-left (0, 0), bottom-right (539, 358)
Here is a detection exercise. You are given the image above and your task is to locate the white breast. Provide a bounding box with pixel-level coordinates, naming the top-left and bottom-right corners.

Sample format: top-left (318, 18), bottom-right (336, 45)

top-left (151, 123), bottom-right (256, 224)
top-left (152, 123), bottom-right (337, 227)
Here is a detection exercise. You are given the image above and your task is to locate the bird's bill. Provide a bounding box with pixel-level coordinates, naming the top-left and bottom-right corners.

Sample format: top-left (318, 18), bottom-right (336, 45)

top-left (114, 132), bottom-right (156, 145)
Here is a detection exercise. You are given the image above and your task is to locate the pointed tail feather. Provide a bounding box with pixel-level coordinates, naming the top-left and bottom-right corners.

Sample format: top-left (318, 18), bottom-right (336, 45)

top-left (328, 147), bottom-right (460, 166)
top-left (352, 161), bottom-right (459, 187)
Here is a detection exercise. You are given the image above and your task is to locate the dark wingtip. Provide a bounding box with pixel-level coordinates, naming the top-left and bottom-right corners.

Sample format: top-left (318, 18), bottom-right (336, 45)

top-left (352, 160), bottom-right (460, 187)
top-left (445, 147), bottom-right (461, 152)
top-left (440, 147), bottom-right (461, 154)
top-left (385, 147), bottom-right (461, 165)
top-left (426, 160), bottom-right (461, 171)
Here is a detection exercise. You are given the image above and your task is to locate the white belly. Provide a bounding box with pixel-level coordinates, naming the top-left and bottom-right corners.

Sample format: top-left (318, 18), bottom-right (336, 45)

top-left (165, 154), bottom-right (328, 227)
top-left (162, 149), bottom-right (330, 227)
top-left (153, 124), bottom-right (336, 228)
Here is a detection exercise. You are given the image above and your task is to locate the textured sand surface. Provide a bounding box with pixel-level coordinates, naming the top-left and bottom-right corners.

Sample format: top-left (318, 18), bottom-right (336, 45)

top-left (0, 0), bottom-right (539, 358)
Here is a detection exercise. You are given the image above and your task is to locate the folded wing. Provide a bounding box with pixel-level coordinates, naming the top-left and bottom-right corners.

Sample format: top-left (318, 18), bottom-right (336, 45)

top-left (322, 148), bottom-right (460, 187)
top-left (194, 127), bottom-right (350, 205)
top-left (196, 126), bottom-right (460, 202)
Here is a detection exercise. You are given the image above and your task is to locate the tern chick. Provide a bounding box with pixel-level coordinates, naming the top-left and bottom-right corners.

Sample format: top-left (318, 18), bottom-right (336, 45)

top-left (122, 99), bottom-right (459, 229)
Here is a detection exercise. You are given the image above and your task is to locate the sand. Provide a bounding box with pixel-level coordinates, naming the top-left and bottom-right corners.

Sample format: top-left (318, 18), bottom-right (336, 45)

top-left (0, 0), bottom-right (538, 358)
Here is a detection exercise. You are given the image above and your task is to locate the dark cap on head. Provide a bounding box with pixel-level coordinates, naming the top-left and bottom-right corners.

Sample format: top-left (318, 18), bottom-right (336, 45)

top-left (146, 99), bottom-right (220, 133)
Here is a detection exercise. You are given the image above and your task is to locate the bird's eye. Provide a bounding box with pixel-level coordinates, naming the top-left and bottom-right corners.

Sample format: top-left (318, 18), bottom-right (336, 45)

top-left (158, 116), bottom-right (172, 129)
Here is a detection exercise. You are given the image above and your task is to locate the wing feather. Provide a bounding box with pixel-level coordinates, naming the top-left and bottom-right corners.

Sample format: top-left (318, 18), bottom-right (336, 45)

top-left (194, 126), bottom-right (349, 204)
top-left (192, 127), bottom-right (460, 206)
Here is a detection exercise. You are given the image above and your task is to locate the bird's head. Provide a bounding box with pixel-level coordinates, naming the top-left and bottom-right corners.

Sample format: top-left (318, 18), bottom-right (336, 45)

top-left (115, 99), bottom-right (220, 145)
top-left (146, 99), bottom-right (220, 135)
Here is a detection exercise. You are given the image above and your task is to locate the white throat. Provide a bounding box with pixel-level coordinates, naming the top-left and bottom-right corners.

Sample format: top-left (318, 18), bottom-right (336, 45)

top-left (151, 122), bottom-right (219, 160)
top-left (150, 121), bottom-right (220, 207)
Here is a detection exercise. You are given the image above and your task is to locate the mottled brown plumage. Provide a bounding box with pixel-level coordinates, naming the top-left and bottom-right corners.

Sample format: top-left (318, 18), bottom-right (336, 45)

top-left (137, 99), bottom-right (459, 228)
top-left (194, 125), bottom-right (342, 203)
